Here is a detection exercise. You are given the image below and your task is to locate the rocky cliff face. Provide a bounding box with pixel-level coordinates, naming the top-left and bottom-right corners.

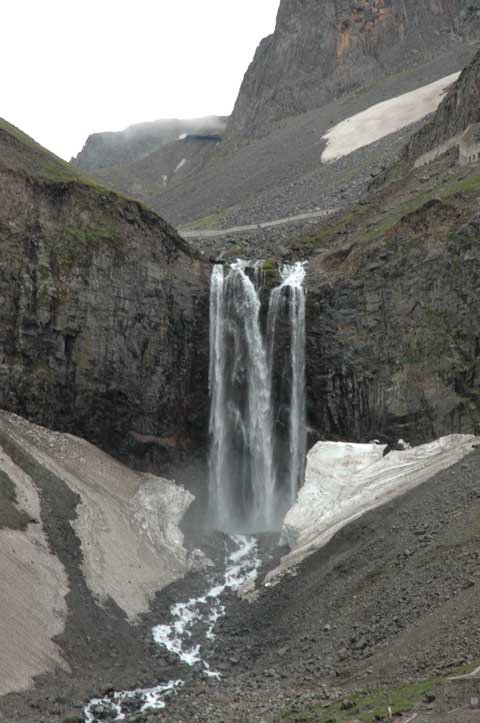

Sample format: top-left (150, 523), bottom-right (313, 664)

top-left (72, 116), bottom-right (227, 173)
top-left (0, 119), bottom-right (210, 461)
top-left (228, 0), bottom-right (480, 141)
top-left (401, 49), bottom-right (480, 166)
top-left (301, 178), bottom-right (480, 445)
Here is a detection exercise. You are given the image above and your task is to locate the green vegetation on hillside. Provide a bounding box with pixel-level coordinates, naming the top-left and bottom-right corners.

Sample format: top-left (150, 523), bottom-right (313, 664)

top-left (289, 167), bottom-right (480, 258)
top-left (181, 209), bottom-right (229, 231)
top-left (281, 679), bottom-right (434, 723)
top-left (0, 118), bottom-right (158, 210)
top-left (0, 118), bottom-right (103, 186)
top-left (58, 223), bottom-right (126, 271)
top-left (281, 656), bottom-right (480, 723)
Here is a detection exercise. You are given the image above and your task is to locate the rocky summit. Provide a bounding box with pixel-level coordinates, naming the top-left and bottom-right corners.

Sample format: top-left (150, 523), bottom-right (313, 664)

top-left (2, 2), bottom-right (480, 723)
top-left (228, 0), bottom-right (480, 141)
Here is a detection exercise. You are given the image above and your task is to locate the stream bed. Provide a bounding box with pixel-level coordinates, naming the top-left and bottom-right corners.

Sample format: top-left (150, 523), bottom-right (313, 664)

top-left (84, 535), bottom-right (260, 722)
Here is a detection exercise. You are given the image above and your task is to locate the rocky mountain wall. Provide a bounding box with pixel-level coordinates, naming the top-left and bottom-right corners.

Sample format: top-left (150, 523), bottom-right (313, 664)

top-left (228, 0), bottom-right (480, 142)
top-left (0, 122), bottom-right (211, 462)
top-left (303, 194), bottom-right (480, 445)
top-left (401, 49), bottom-right (480, 166)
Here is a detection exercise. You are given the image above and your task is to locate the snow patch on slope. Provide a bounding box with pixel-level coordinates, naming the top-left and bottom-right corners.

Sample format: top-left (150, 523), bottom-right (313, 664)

top-left (174, 158), bottom-right (187, 173)
top-left (322, 73), bottom-right (460, 163)
top-left (267, 435), bottom-right (478, 584)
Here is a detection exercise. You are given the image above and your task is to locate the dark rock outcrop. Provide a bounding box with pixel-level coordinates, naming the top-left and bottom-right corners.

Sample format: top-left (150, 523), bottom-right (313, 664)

top-left (402, 49), bottom-right (480, 166)
top-left (228, 0), bottom-right (480, 142)
top-left (304, 192), bottom-right (480, 445)
top-left (0, 118), bottom-right (210, 460)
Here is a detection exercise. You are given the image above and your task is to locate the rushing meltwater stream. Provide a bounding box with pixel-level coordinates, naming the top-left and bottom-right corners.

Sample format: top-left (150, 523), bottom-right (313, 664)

top-left (84, 536), bottom-right (260, 722)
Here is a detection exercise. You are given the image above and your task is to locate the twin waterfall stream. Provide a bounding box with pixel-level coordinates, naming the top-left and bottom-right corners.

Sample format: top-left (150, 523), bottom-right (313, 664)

top-left (85, 259), bottom-right (307, 721)
top-left (209, 260), bottom-right (307, 533)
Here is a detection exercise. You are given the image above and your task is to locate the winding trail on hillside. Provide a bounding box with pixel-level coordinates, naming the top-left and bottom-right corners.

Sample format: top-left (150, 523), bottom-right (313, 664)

top-left (180, 207), bottom-right (338, 239)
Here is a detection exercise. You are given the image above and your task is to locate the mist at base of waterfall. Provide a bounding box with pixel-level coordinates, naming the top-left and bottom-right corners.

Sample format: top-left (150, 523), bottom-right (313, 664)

top-left (208, 260), bottom-right (306, 535)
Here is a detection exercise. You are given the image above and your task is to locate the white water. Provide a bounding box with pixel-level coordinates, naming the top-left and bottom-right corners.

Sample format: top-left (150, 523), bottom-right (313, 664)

top-left (281, 263), bottom-right (307, 511)
top-left (208, 260), bottom-right (307, 533)
top-left (208, 264), bottom-right (226, 532)
top-left (84, 681), bottom-right (184, 722)
top-left (208, 261), bottom-right (275, 532)
top-left (84, 536), bottom-right (260, 721)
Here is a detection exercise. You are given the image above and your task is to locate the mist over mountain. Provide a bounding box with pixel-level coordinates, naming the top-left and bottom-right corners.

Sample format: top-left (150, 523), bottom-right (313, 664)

top-left (72, 115), bottom-right (227, 173)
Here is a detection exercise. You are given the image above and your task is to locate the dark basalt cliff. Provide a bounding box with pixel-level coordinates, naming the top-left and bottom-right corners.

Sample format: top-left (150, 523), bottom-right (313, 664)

top-left (0, 119), bottom-right (210, 460)
top-left (228, 0), bottom-right (480, 142)
top-left (301, 170), bottom-right (480, 444)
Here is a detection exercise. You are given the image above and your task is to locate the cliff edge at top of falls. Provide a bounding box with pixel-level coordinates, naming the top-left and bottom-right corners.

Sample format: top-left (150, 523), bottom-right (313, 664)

top-left (0, 118), bottom-right (210, 463)
top-left (227, 0), bottom-right (480, 142)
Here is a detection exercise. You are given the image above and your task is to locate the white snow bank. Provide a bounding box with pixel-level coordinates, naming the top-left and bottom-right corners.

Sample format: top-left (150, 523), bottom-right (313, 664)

top-left (267, 435), bottom-right (478, 585)
top-left (280, 441), bottom-right (386, 548)
top-left (322, 73), bottom-right (460, 163)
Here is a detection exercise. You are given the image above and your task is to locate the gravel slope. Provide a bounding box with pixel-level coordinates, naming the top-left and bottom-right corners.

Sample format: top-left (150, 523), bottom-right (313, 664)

top-left (151, 447), bottom-right (480, 723)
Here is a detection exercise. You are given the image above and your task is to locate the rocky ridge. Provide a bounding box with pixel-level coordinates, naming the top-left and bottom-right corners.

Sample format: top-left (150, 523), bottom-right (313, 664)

top-left (401, 48), bottom-right (480, 168)
top-left (69, 0), bottom-right (480, 229)
top-left (228, 0), bottom-right (480, 142)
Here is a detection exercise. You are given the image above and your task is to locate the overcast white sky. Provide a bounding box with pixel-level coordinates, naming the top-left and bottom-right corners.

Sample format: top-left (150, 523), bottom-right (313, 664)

top-left (2, 0), bottom-right (279, 160)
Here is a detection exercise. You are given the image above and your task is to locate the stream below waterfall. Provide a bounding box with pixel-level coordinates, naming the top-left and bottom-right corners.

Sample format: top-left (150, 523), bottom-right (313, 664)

top-left (84, 536), bottom-right (261, 722)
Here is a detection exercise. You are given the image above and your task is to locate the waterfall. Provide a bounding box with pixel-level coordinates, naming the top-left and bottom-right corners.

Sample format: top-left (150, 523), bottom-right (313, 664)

top-left (208, 260), bottom-right (306, 533)
top-left (268, 263), bottom-right (307, 514)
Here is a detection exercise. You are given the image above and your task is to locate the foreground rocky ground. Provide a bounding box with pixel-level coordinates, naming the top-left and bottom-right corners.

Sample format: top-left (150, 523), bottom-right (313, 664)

top-left (152, 446), bottom-right (480, 723)
top-left (2, 444), bottom-right (479, 723)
